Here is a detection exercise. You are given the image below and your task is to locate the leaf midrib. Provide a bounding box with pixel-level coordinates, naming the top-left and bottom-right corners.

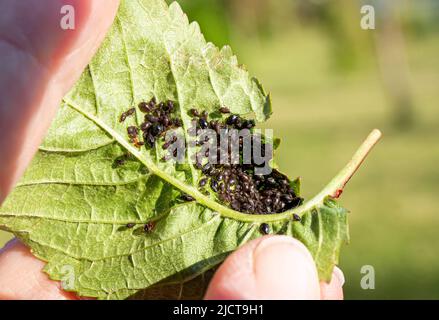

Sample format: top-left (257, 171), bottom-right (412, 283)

top-left (65, 100), bottom-right (320, 223)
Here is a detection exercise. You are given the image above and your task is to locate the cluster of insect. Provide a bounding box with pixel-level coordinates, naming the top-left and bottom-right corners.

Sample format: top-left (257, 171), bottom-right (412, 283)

top-left (119, 98), bottom-right (304, 235)
top-left (120, 98), bottom-right (182, 150)
top-left (185, 107), bottom-right (304, 216)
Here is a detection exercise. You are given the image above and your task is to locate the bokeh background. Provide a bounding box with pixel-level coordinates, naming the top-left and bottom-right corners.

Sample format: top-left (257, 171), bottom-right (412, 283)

top-left (1, 0), bottom-right (438, 299)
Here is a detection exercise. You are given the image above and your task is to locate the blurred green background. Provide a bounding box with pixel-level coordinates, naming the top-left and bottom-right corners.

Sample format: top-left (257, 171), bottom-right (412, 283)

top-left (1, 0), bottom-right (438, 299)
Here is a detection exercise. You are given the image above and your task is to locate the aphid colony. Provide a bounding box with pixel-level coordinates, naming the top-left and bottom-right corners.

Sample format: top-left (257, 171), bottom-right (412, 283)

top-left (120, 98), bottom-right (182, 150)
top-left (119, 99), bottom-right (304, 217)
top-left (187, 107), bottom-right (304, 215)
top-left (196, 163), bottom-right (304, 214)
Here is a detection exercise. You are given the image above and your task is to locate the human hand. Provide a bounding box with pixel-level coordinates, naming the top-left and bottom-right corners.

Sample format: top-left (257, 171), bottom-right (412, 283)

top-left (0, 236), bottom-right (343, 300)
top-left (0, 0), bottom-right (120, 203)
top-left (0, 0), bottom-right (344, 300)
top-left (205, 235), bottom-right (344, 300)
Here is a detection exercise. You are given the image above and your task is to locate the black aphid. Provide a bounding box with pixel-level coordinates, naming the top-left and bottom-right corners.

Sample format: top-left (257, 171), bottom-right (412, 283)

top-left (210, 179), bottom-right (219, 192)
top-left (293, 214), bottom-right (301, 222)
top-left (149, 97), bottom-right (156, 108)
top-left (201, 111), bottom-right (208, 119)
top-left (120, 108), bottom-right (136, 122)
top-left (162, 140), bottom-right (171, 150)
top-left (219, 107), bottom-right (230, 114)
top-left (144, 222), bottom-right (155, 233)
top-left (202, 163), bottom-right (213, 175)
top-left (260, 223), bottom-right (270, 235)
top-left (127, 126), bottom-right (138, 138)
top-left (231, 200), bottom-right (240, 211)
top-left (165, 100), bottom-right (174, 112)
top-left (190, 108), bottom-right (200, 117)
top-left (138, 102), bottom-right (151, 113)
top-left (290, 197), bottom-right (304, 208)
top-left (199, 118), bottom-right (208, 129)
top-left (144, 133), bottom-right (155, 148)
top-left (161, 117), bottom-right (170, 127)
top-left (244, 119), bottom-right (256, 129)
top-left (114, 158), bottom-right (126, 167)
top-left (194, 162), bottom-right (203, 170)
top-left (150, 123), bottom-right (163, 136)
top-left (234, 118), bottom-right (243, 129)
top-left (199, 178), bottom-right (208, 188)
top-left (180, 193), bottom-right (195, 202)
top-left (173, 118), bottom-right (182, 127)
top-left (140, 122), bottom-right (151, 131)
top-left (226, 114), bottom-right (239, 125)
top-left (146, 115), bottom-right (159, 123)
top-left (126, 108), bottom-right (136, 116)
top-left (126, 223), bottom-right (135, 228)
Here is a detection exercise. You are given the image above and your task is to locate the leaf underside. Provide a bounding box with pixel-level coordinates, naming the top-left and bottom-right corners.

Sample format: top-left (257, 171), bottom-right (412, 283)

top-left (0, 0), bottom-right (349, 299)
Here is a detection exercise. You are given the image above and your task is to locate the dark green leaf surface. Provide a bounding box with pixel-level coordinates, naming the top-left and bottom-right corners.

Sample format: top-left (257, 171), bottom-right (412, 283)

top-left (0, 0), bottom-right (357, 299)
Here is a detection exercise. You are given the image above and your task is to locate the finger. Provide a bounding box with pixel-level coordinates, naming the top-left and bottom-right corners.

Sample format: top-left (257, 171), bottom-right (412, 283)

top-left (205, 236), bottom-right (321, 300)
top-left (0, 239), bottom-right (78, 300)
top-left (320, 267), bottom-right (344, 300)
top-left (0, 0), bottom-right (120, 203)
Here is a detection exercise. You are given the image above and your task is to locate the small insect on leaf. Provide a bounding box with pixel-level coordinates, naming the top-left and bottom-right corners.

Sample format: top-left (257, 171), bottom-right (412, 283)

top-left (219, 107), bottom-right (230, 114)
top-left (189, 108), bottom-right (200, 117)
top-left (143, 222), bottom-right (155, 233)
top-left (260, 223), bottom-right (270, 235)
top-left (179, 193), bottom-right (195, 202)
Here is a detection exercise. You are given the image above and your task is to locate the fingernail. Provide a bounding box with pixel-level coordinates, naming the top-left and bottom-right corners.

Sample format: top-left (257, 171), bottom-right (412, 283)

top-left (333, 266), bottom-right (345, 287)
top-left (252, 236), bottom-right (320, 299)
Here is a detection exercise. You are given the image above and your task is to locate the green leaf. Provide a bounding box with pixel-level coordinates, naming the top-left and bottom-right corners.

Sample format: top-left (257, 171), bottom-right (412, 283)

top-left (0, 0), bottom-right (380, 299)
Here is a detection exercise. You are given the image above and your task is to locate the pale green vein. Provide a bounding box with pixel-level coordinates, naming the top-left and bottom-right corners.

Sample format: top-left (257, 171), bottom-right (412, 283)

top-left (39, 139), bottom-right (115, 153)
top-left (16, 176), bottom-right (146, 187)
top-left (19, 213), bottom-right (223, 262)
top-left (314, 208), bottom-right (323, 265)
top-left (88, 65), bottom-right (100, 115)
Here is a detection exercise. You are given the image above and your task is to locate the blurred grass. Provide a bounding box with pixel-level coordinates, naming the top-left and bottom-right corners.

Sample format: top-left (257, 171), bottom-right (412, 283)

top-left (1, 7), bottom-right (439, 299)
top-left (232, 28), bottom-right (439, 299)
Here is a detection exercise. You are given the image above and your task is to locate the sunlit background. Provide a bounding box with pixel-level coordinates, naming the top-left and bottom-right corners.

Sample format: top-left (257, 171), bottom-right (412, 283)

top-left (1, 0), bottom-right (438, 299)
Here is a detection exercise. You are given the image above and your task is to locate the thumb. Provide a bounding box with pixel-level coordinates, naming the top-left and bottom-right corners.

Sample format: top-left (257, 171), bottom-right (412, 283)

top-left (205, 236), bottom-right (322, 300)
top-left (0, 239), bottom-right (79, 299)
top-left (0, 0), bottom-right (120, 203)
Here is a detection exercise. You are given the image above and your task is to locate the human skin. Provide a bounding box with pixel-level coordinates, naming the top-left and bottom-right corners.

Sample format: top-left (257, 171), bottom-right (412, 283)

top-left (0, 0), bottom-right (344, 300)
